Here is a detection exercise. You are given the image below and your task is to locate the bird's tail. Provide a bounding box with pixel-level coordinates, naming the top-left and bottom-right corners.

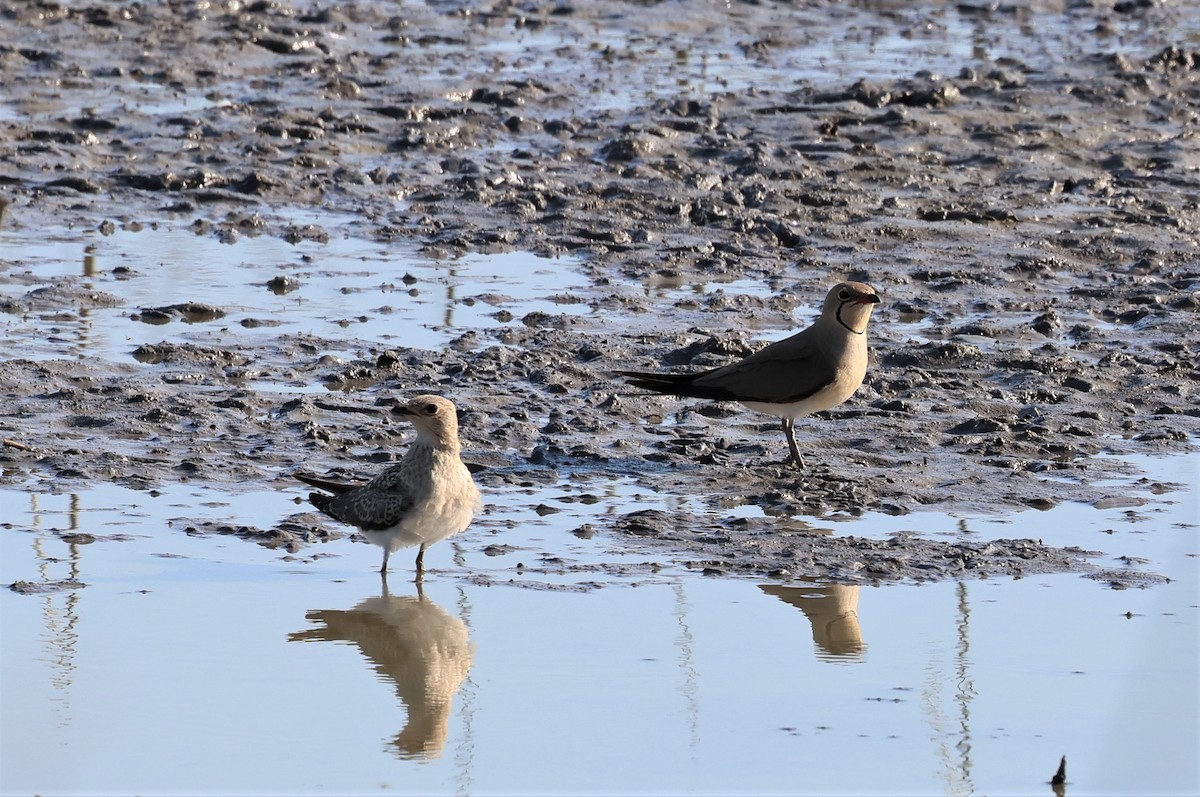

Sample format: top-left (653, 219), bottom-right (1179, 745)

top-left (616, 369), bottom-right (728, 401)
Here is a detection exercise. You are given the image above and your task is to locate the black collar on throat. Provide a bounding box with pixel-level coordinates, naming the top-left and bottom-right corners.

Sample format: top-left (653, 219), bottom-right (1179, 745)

top-left (836, 301), bottom-right (866, 335)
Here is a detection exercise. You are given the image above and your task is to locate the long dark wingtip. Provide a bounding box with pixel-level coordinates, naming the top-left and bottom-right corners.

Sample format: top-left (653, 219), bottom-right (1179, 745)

top-left (626, 378), bottom-right (670, 393)
top-left (295, 472), bottom-right (356, 494)
top-left (308, 492), bottom-right (334, 514)
top-left (616, 368), bottom-right (695, 385)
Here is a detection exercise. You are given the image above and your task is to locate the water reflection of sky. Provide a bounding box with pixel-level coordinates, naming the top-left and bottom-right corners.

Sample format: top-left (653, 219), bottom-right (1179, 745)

top-left (0, 222), bottom-right (592, 363)
top-left (1, 450), bottom-right (1195, 795)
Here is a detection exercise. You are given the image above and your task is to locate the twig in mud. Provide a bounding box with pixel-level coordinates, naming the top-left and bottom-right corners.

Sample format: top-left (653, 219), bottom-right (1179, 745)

top-left (312, 399), bottom-right (383, 416)
top-left (2, 439), bottom-right (33, 451)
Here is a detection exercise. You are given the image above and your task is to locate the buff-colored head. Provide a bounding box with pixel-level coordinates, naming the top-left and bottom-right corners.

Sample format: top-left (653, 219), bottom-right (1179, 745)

top-left (820, 281), bottom-right (879, 335)
top-left (393, 395), bottom-right (462, 447)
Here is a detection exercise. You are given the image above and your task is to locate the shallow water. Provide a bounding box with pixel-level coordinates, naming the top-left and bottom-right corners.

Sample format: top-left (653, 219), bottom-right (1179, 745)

top-left (2, 452), bottom-right (1196, 795)
top-left (0, 222), bottom-right (592, 364)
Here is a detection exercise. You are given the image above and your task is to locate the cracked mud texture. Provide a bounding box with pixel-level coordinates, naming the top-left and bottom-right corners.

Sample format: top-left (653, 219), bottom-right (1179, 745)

top-left (1, 0), bottom-right (1197, 588)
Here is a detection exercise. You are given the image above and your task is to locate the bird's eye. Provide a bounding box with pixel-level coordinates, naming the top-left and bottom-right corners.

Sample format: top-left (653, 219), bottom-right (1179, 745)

top-left (838, 289), bottom-right (851, 301)
top-left (423, 403), bottom-right (438, 415)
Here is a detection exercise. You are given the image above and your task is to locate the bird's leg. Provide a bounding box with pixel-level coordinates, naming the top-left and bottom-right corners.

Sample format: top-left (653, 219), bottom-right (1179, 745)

top-left (782, 418), bottom-right (805, 470)
top-left (380, 548), bottom-right (390, 575)
top-left (414, 544), bottom-right (427, 582)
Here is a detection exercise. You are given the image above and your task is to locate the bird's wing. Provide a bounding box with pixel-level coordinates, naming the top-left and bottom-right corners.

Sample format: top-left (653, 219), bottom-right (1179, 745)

top-left (621, 331), bottom-right (837, 404)
top-left (295, 472), bottom-right (359, 494)
top-left (318, 481), bottom-right (417, 531)
top-left (691, 354), bottom-right (837, 403)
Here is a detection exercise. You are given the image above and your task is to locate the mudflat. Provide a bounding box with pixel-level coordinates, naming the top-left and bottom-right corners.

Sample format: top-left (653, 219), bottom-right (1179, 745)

top-left (2, 1), bottom-right (1197, 587)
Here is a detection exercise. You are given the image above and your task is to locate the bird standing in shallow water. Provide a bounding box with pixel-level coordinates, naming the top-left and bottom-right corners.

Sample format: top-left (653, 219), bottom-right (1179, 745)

top-left (619, 281), bottom-right (880, 469)
top-left (297, 395), bottom-right (482, 578)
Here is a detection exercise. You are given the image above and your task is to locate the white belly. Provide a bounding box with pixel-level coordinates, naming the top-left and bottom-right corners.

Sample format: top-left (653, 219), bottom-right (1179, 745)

top-left (741, 380), bottom-right (857, 421)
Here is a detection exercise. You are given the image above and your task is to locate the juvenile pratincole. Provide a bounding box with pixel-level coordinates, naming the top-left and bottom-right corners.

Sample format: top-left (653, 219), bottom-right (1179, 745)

top-left (297, 395), bottom-right (482, 577)
top-left (619, 281), bottom-right (880, 469)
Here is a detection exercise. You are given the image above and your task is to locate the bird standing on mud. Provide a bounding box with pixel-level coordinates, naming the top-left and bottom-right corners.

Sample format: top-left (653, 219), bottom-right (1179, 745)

top-left (619, 281), bottom-right (880, 468)
top-left (297, 395), bottom-right (481, 578)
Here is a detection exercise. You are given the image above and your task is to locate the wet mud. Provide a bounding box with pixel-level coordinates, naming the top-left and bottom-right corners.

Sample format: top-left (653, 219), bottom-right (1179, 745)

top-left (2, 1), bottom-right (1197, 587)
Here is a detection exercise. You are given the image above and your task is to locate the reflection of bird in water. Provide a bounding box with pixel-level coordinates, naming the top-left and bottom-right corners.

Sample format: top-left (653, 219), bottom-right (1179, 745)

top-left (760, 584), bottom-right (865, 661)
top-left (296, 394), bottom-right (482, 578)
top-left (288, 582), bottom-right (474, 759)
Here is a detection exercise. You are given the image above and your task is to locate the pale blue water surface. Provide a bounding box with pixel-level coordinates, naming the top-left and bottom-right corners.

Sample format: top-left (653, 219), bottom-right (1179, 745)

top-left (1, 450), bottom-right (1196, 796)
top-left (0, 222), bottom-right (592, 363)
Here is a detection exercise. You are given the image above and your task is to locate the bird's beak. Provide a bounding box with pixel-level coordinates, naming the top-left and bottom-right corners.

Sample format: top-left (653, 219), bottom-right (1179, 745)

top-left (392, 404), bottom-right (415, 417)
top-left (856, 294), bottom-right (881, 305)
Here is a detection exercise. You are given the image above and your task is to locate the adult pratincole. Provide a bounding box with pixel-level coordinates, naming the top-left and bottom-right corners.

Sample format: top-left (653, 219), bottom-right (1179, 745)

top-left (296, 395), bottom-right (482, 577)
top-left (618, 281), bottom-right (880, 468)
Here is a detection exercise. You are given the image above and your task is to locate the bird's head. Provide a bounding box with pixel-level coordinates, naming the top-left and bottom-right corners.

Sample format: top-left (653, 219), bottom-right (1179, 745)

top-left (393, 395), bottom-right (461, 444)
top-left (823, 281), bottom-right (879, 335)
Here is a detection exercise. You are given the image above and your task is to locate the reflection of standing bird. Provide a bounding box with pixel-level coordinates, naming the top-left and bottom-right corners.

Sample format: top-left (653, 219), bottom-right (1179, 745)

top-left (760, 583), bottom-right (865, 660)
top-left (297, 395), bottom-right (481, 577)
top-left (619, 282), bottom-right (880, 468)
top-left (289, 584), bottom-right (475, 759)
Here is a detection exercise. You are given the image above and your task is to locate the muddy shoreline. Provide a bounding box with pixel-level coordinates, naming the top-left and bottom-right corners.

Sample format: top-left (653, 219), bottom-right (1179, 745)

top-left (2, 1), bottom-right (1197, 587)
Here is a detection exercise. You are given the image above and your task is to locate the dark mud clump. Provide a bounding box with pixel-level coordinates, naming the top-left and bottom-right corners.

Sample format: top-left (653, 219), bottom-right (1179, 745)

top-left (8, 579), bottom-right (87, 595)
top-left (608, 510), bottom-right (1168, 589)
top-left (182, 516), bottom-right (346, 553)
top-left (1, 1), bottom-right (1198, 586)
